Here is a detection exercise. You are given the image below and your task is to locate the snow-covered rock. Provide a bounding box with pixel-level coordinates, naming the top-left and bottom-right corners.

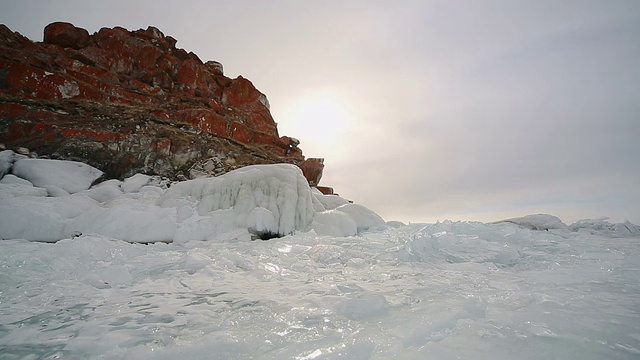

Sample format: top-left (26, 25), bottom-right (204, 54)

top-left (11, 158), bottom-right (103, 194)
top-left (0, 150), bottom-right (15, 178)
top-left (158, 164), bottom-right (315, 237)
top-left (0, 174), bottom-right (34, 186)
top-left (0, 182), bottom-right (48, 200)
top-left (82, 179), bottom-right (124, 203)
top-left (121, 173), bottom-right (152, 193)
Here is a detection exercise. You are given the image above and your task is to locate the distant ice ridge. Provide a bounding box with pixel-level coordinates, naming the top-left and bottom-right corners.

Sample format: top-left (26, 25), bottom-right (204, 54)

top-left (495, 213), bottom-right (640, 237)
top-left (0, 155), bottom-right (387, 243)
top-left (494, 214), bottom-right (567, 231)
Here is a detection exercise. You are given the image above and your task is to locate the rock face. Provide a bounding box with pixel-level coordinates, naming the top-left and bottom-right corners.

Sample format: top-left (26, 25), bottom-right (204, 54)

top-left (0, 22), bottom-right (322, 183)
top-left (298, 158), bottom-right (324, 187)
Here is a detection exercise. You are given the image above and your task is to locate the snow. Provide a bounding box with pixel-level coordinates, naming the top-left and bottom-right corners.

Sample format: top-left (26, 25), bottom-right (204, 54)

top-left (1, 158), bottom-right (639, 359)
top-left (68, 193), bottom-right (178, 243)
top-left (0, 180), bottom-right (48, 199)
top-left (80, 179), bottom-right (124, 203)
top-left (11, 158), bottom-right (103, 193)
top-left (0, 194), bottom-right (98, 241)
top-left (0, 173), bottom-right (33, 186)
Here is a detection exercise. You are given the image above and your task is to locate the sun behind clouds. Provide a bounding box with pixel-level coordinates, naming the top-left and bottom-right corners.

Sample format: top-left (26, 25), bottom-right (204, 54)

top-left (278, 91), bottom-right (354, 149)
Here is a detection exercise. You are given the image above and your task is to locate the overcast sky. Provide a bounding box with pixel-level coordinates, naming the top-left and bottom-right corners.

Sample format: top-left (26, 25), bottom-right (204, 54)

top-left (2, 0), bottom-right (639, 224)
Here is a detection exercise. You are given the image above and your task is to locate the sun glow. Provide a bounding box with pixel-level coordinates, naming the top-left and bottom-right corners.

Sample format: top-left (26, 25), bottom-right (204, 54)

top-left (279, 91), bottom-right (354, 146)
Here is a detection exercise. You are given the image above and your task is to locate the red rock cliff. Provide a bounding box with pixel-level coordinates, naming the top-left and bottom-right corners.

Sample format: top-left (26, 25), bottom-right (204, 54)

top-left (0, 22), bottom-right (323, 183)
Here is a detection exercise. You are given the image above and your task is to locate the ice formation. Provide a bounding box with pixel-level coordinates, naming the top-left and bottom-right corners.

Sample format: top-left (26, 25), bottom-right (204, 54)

top-left (158, 164), bottom-right (316, 238)
top-left (0, 159), bottom-right (385, 243)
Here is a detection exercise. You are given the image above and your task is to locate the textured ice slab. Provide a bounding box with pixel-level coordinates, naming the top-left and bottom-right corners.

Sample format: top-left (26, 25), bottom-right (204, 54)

top-left (158, 163), bottom-right (315, 237)
top-left (11, 158), bottom-right (103, 194)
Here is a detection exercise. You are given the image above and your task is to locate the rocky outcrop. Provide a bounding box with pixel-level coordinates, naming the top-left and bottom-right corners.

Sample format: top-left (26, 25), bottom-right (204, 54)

top-left (0, 22), bottom-right (319, 183)
top-left (298, 158), bottom-right (324, 187)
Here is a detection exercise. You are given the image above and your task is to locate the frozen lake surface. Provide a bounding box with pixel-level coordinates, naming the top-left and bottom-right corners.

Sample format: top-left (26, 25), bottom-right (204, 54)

top-left (2, 221), bottom-right (639, 359)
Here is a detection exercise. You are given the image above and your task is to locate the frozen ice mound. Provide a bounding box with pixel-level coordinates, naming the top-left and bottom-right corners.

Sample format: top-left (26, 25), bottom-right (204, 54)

top-left (311, 203), bottom-right (388, 236)
top-left (158, 163), bottom-right (316, 238)
top-left (495, 214), bottom-right (567, 230)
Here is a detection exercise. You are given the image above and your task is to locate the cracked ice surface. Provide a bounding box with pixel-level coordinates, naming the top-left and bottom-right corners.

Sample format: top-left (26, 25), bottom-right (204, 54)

top-left (1, 221), bottom-right (639, 359)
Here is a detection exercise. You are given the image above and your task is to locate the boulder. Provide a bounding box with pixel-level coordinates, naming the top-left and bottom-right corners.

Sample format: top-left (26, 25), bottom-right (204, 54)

top-left (299, 158), bottom-right (324, 186)
top-left (316, 186), bottom-right (334, 195)
top-left (222, 76), bottom-right (268, 108)
top-left (43, 22), bottom-right (90, 49)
